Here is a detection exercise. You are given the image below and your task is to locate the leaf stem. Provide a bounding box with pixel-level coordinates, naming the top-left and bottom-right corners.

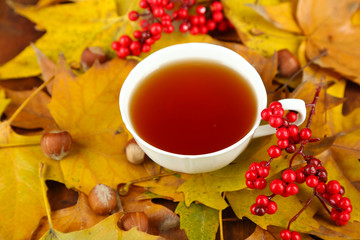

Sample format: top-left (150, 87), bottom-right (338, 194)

top-left (8, 76), bottom-right (54, 125)
top-left (39, 163), bottom-right (54, 231)
top-left (219, 192), bottom-right (226, 240)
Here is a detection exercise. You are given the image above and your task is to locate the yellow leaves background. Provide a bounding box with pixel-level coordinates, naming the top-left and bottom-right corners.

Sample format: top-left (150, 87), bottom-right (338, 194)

top-left (0, 0), bottom-right (360, 239)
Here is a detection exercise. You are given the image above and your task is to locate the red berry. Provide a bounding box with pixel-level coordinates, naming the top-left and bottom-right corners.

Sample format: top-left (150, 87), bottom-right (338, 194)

top-left (133, 30), bottom-right (142, 39)
top-left (268, 145), bottom-right (281, 158)
top-left (150, 23), bottom-right (162, 35)
top-left (254, 178), bottom-right (267, 190)
top-left (166, 2), bottom-right (174, 9)
top-left (145, 37), bottom-right (155, 45)
top-left (273, 107), bottom-right (285, 117)
top-left (140, 20), bottom-right (150, 30)
top-left (291, 231), bottom-right (301, 240)
top-left (338, 211), bottom-right (350, 222)
top-left (270, 179), bottom-right (285, 195)
top-left (249, 162), bottom-right (261, 171)
top-left (211, 1), bottom-right (223, 11)
top-left (288, 125), bottom-right (299, 137)
top-left (199, 25), bottom-right (208, 34)
top-left (326, 180), bottom-right (341, 195)
top-left (129, 41), bottom-right (141, 51)
top-left (196, 5), bottom-right (206, 15)
top-left (269, 101), bottom-right (282, 109)
top-left (338, 197), bottom-right (351, 209)
top-left (315, 182), bottom-right (326, 193)
top-left (179, 22), bottom-right (189, 32)
top-left (190, 26), bottom-right (199, 35)
top-left (266, 201), bottom-right (277, 214)
top-left (255, 206), bottom-right (266, 216)
top-left (286, 182), bottom-right (299, 195)
top-left (299, 128), bottom-right (312, 140)
top-left (178, 8), bottom-right (188, 19)
top-left (141, 44), bottom-right (151, 53)
top-left (257, 166), bottom-right (269, 178)
top-left (111, 41), bottom-right (121, 51)
top-left (190, 16), bottom-right (199, 25)
top-left (256, 195), bottom-right (269, 207)
top-left (198, 15), bottom-right (206, 25)
top-left (161, 16), bottom-right (172, 26)
top-left (300, 129), bottom-right (311, 140)
top-left (128, 11), bottom-right (139, 21)
top-left (306, 175), bottom-right (319, 188)
top-left (269, 115), bottom-right (283, 128)
top-left (295, 169), bottom-right (306, 183)
top-left (286, 111), bottom-right (298, 123)
top-left (276, 128), bottom-right (290, 140)
top-left (212, 11), bottom-right (224, 22)
top-left (245, 170), bottom-right (257, 181)
top-left (282, 169), bottom-right (296, 183)
top-left (329, 194), bottom-right (342, 206)
top-left (117, 47), bottom-right (130, 58)
top-left (139, 0), bottom-right (148, 8)
top-left (304, 164), bottom-right (317, 176)
top-left (280, 229), bottom-right (291, 240)
top-left (119, 35), bottom-right (132, 47)
top-left (285, 144), bottom-right (296, 153)
top-left (164, 25), bottom-right (175, 33)
top-left (261, 108), bottom-right (272, 121)
top-left (153, 7), bottom-right (165, 17)
top-left (206, 19), bottom-right (217, 31)
top-left (331, 208), bottom-right (339, 221)
top-left (217, 21), bottom-right (228, 31)
top-left (250, 203), bottom-right (257, 215)
top-left (309, 158), bottom-right (321, 167)
top-left (246, 180), bottom-right (255, 189)
top-left (277, 139), bottom-right (289, 149)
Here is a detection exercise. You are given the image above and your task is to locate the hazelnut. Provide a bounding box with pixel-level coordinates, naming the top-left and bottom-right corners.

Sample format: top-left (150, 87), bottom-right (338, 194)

top-left (88, 184), bottom-right (117, 215)
top-left (81, 46), bottom-right (107, 70)
top-left (125, 138), bottom-right (145, 164)
top-left (41, 130), bottom-right (72, 160)
top-left (277, 49), bottom-right (300, 77)
top-left (119, 212), bottom-right (149, 232)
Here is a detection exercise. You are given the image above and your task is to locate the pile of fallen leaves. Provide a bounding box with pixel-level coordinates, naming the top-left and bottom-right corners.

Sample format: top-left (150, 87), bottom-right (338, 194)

top-left (0, 0), bottom-right (359, 239)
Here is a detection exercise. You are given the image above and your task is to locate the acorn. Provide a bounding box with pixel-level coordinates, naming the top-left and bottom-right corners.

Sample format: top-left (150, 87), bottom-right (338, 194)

top-left (125, 138), bottom-right (145, 165)
top-left (119, 212), bottom-right (149, 232)
top-left (88, 184), bottom-right (117, 215)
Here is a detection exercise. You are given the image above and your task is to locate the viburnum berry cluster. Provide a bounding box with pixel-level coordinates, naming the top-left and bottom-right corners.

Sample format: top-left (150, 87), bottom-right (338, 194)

top-left (245, 86), bottom-right (353, 240)
top-left (111, 0), bottom-right (233, 58)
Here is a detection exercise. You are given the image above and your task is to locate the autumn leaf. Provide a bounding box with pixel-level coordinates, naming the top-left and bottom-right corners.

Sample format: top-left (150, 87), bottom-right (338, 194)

top-left (31, 193), bottom-right (107, 239)
top-left (222, 0), bottom-right (303, 56)
top-left (0, 0), bottom-right (131, 79)
top-left (39, 212), bottom-right (163, 240)
top-left (175, 202), bottom-right (219, 240)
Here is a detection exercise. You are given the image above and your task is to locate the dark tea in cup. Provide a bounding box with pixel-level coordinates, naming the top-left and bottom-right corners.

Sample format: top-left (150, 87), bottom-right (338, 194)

top-left (129, 59), bottom-right (257, 155)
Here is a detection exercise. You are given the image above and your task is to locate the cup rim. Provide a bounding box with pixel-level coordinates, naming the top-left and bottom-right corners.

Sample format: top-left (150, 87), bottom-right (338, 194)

top-left (120, 43), bottom-right (266, 159)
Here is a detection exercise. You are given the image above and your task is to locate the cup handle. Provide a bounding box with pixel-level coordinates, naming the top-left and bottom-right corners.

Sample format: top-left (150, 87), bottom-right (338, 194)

top-left (253, 99), bottom-right (306, 138)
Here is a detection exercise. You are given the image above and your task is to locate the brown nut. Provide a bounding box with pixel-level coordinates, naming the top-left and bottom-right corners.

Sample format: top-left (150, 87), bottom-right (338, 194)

top-left (81, 46), bottom-right (107, 70)
top-left (41, 130), bottom-right (72, 160)
top-left (125, 138), bottom-right (145, 165)
top-left (119, 212), bottom-right (149, 232)
top-left (277, 49), bottom-right (300, 77)
top-left (88, 184), bottom-right (117, 215)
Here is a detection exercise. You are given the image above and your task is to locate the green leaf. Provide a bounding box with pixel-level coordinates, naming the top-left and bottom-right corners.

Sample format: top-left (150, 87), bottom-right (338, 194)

top-left (175, 202), bottom-right (219, 240)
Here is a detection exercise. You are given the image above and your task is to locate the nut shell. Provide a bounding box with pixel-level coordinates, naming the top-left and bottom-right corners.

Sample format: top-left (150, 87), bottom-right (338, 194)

top-left (88, 184), bottom-right (117, 215)
top-left (41, 131), bottom-right (72, 160)
top-left (125, 139), bottom-right (145, 164)
top-left (81, 46), bottom-right (107, 70)
top-left (119, 212), bottom-right (149, 232)
top-left (277, 49), bottom-right (300, 77)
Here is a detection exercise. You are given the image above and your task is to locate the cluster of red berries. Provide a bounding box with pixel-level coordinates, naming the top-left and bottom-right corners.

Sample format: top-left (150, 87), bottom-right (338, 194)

top-left (261, 101), bottom-right (312, 158)
top-left (246, 99), bottom-right (352, 240)
top-left (245, 161), bottom-right (270, 190)
top-left (250, 194), bottom-right (277, 216)
top-left (111, 0), bottom-right (233, 58)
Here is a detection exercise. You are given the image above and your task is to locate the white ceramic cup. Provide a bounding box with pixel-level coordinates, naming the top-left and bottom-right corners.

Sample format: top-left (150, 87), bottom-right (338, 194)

top-left (120, 43), bottom-right (306, 174)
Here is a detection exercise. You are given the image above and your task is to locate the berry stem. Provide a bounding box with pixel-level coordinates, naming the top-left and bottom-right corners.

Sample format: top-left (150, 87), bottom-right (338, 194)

top-left (305, 84), bottom-right (322, 129)
top-left (287, 190), bottom-right (315, 230)
top-left (314, 191), bottom-right (344, 212)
